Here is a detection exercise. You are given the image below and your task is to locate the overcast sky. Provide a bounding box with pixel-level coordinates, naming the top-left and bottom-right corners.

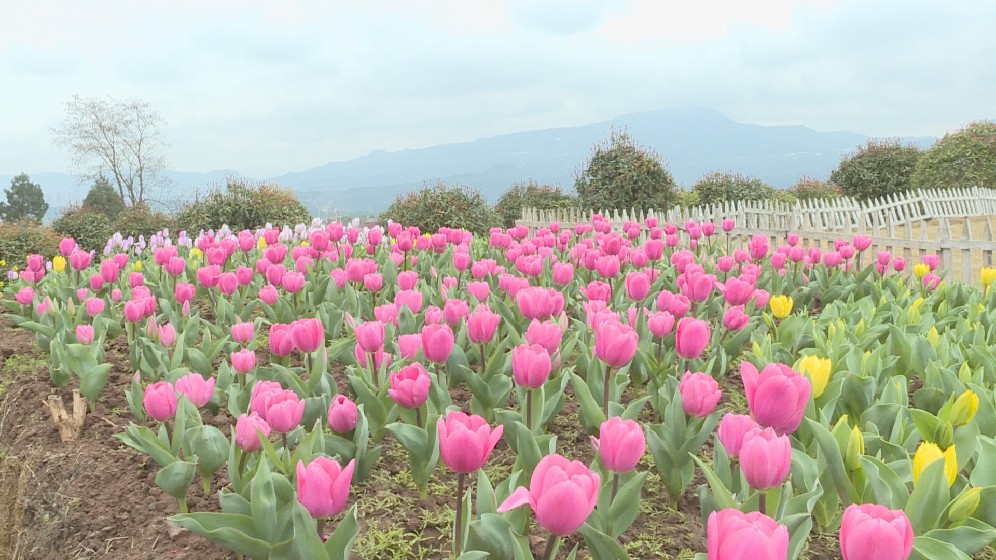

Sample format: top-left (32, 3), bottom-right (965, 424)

top-left (2, 0), bottom-right (993, 177)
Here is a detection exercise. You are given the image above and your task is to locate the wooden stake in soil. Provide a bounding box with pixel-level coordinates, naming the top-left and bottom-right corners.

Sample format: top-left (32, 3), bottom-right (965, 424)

top-left (43, 390), bottom-right (87, 442)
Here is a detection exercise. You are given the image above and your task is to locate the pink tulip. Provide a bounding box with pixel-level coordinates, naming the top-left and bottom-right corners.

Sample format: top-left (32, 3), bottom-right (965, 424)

top-left (625, 271), bottom-right (651, 301)
top-left (498, 454), bottom-right (600, 536)
top-left (443, 299), bottom-right (469, 325)
top-left (231, 322), bottom-right (255, 344)
top-left (512, 344), bottom-right (552, 388)
top-left (124, 299), bottom-right (145, 323)
top-left (675, 317), bottom-right (711, 360)
top-left (437, 411), bottom-right (503, 473)
top-left (175, 282), bottom-right (196, 304)
top-left (234, 412), bottom-right (271, 452)
top-left (175, 373), bottom-right (216, 407)
top-left (13, 286), bottom-right (34, 305)
top-left (467, 305), bottom-right (501, 344)
top-left (397, 333), bottom-right (422, 360)
top-left (741, 361), bottom-right (811, 435)
top-left (388, 363), bottom-right (431, 409)
top-left (581, 281), bottom-right (613, 302)
top-left (740, 426), bottom-right (792, 490)
top-left (259, 284), bottom-right (279, 306)
top-left (680, 372), bottom-right (722, 417)
top-left (594, 319), bottom-right (638, 368)
top-left (395, 289), bottom-right (424, 313)
top-left (144, 381), bottom-right (178, 422)
top-left (354, 321), bottom-right (385, 354)
top-left (723, 277), bottom-right (755, 306)
top-left (707, 509), bottom-right (788, 560)
top-left (231, 349), bottom-right (257, 374)
top-left (70, 250), bottom-right (92, 271)
top-left (397, 270), bottom-right (418, 290)
top-left (250, 381), bottom-right (285, 418)
top-left (717, 413), bottom-right (760, 458)
top-left (852, 235), bottom-right (872, 251)
top-left (892, 257), bottom-right (906, 272)
top-left (268, 324), bottom-right (295, 357)
top-left (516, 286), bottom-right (564, 320)
top-left (524, 319), bottom-right (563, 355)
top-left (76, 324), bottom-right (95, 345)
top-left (261, 389), bottom-right (305, 433)
top-left (923, 254), bottom-right (939, 270)
top-left (363, 273), bottom-right (383, 292)
top-left (158, 323), bottom-right (177, 347)
top-left (552, 262), bottom-right (574, 286)
top-left (421, 323), bottom-right (454, 363)
top-left (839, 503), bottom-right (914, 560)
top-left (723, 306), bottom-right (750, 331)
top-left (290, 317), bottom-right (324, 354)
top-left (353, 344), bottom-right (392, 373)
top-left (647, 311), bottom-right (676, 338)
top-left (591, 416), bottom-right (646, 473)
top-left (467, 281), bottom-right (491, 302)
top-left (296, 457), bottom-right (356, 518)
top-left (328, 395), bottom-right (359, 433)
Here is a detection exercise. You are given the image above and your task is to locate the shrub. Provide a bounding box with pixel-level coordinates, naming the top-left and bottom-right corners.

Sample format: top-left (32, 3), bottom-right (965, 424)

top-left (0, 174), bottom-right (48, 222)
top-left (112, 204), bottom-right (174, 239)
top-left (83, 175), bottom-right (126, 219)
top-left (0, 219), bottom-right (62, 272)
top-left (691, 172), bottom-right (776, 204)
top-left (575, 128), bottom-right (677, 212)
top-left (494, 180), bottom-right (576, 228)
top-left (51, 205), bottom-right (114, 252)
top-left (380, 182), bottom-right (497, 235)
top-left (174, 178), bottom-right (311, 234)
top-left (911, 121), bottom-right (996, 191)
top-left (786, 177), bottom-right (842, 201)
top-left (830, 139), bottom-right (920, 200)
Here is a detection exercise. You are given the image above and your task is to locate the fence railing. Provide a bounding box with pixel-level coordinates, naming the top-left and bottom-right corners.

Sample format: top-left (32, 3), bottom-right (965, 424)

top-left (516, 187), bottom-right (996, 285)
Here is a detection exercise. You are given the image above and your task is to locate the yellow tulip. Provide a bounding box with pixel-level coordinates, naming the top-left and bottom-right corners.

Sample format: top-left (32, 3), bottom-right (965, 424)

top-left (190, 247), bottom-right (203, 260)
top-left (913, 442), bottom-right (957, 486)
top-left (927, 326), bottom-right (939, 348)
top-left (258, 238), bottom-right (268, 249)
top-left (770, 295), bottom-right (793, 319)
top-left (301, 240), bottom-right (310, 247)
top-left (914, 263), bottom-right (929, 279)
top-left (52, 255), bottom-right (66, 273)
top-left (134, 259), bottom-right (142, 272)
top-left (950, 389), bottom-right (979, 427)
top-left (797, 355), bottom-right (832, 398)
top-left (982, 267), bottom-right (996, 287)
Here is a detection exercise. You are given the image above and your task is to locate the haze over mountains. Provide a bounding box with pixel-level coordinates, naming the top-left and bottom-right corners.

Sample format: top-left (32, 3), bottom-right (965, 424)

top-left (3, 107), bottom-right (936, 220)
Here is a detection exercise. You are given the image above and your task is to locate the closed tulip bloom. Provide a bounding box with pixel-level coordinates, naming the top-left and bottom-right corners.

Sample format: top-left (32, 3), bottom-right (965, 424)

top-left (524, 319), bottom-right (563, 355)
top-left (516, 286), bottom-right (555, 320)
top-left (707, 509), bottom-right (788, 560)
top-left (158, 323), bottom-right (177, 347)
top-left (592, 416), bottom-right (646, 473)
top-left (76, 324), bottom-right (95, 345)
top-left (353, 344), bottom-right (392, 372)
top-left (594, 319), bottom-right (638, 368)
top-left (263, 389), bottom-right (305, 433)
top-left (769, 295), bottom-right (793, 319)
top-left (421, 323), bottom-right (454, 363)
top-left (395, 289), bottom-right (424, 313)
top-left (268, 323), bottom-right (295, 356)
top-left (175, 373), bottom-right (216, 407)
top-left (498, 454), bottom-right (600, 536)
top-left (717, 413), bottom-right (760, 458)
top-left (437, 411), bottom-right (503, 473)
top-left (235, 412), bottom-right (271, 452)
top-left (741, 361), bottom-right (811, 435)
top-left (258, 283), bottom-right (279, 305)
top-left (552, 262), bottom-right (574, 286)
top-left (852, 235), bottom-right (872, 251)
top-left (443, 298), bottom-right (469, 325)
top-left (625, 271), bottom-right (651, 301)
top-left (739, 427), bottom-right (792, 490)
top-left (144, 381), bottom-right (178, 422)
top-left (397, 333), bottom-right (422, 360)
top-left (675, 317), bottom-right (711, 360)
top-left (231, 348), bottom-right (257, 374)
top-left (839, 504), bottom-right (914, 560)
top-left (796, 355), bottom-right (832, 398)
top-left (362, 272), bottom-right (383, 292)
top-left (354, 321), bottom-right (385, 354)
top-left (175, 282), bottom-right (196, 304)
top-left (680, 372), bottom-right (723, 418)
top-left (913, 442), bottom-right (957, 486)
top-left (467, 305), bottom-right (501, 344)
top-left (231, 321), bottom-right (255, 344)
top-left (123, 299), bottom-right (145, 323)
top-left (296, 457), bottom-right (356, 518)
top-left (290, 317), bottom-right (324, 354)
top-left (647, 311), bottom-right (676, 338)
top-left (388, 363), bottom-right (431, 409)
top-left (723, 277), bottom-right (755, 306)
top-left (467, 281), bottom-right (491, 302)
top-left (85, 297), bottom-right (105, 316)
top-left (328, 395), bottom-right (359, 433)
top-left (722, 306), bottom-right (750, 331)
top-left (950, 389), bottom-right (979, 427)
top-left (512, 344), bottom-right (553, 388)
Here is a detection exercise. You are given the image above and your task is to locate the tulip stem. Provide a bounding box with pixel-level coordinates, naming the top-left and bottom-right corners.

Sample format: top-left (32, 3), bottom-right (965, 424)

top-left (237, 449), bottom-right (248, 475)
top-left (611, 472), bottom-right (620, 503)
top-left (202, 478), bottom-right (211, 496)
top-left (526, 389), bottom-right (533, 430)
top-left (454, 472), bottom-right (466, 556)
top-left (282, 433), bottom-right (289, 452)
top-left (415, 406), bottom-right (423, 429)
top-left (541, 534), bottom-right (559, 560)
top-left (603, 366), bottom-right (613, 418)
top-left (759, 492), bottom-right (767, 516)
top-left (317, 518), bottom-right (326, 541)
top-left (479, 344), bottom-right (487, 374)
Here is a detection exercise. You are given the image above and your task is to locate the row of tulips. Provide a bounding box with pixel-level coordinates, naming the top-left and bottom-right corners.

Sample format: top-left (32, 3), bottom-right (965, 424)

top-left (3, 213), bottom-right (996, 559)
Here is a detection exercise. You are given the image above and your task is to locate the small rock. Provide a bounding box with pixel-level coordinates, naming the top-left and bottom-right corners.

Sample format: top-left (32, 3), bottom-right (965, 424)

top-left (166, 519), bottom-right (188, 539)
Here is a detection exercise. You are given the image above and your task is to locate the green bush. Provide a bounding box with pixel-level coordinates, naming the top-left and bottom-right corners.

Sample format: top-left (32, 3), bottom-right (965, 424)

top-left (575, 128), bottom-right (677, 212)
top-left (911, 121), bottom-right (996, 191)
top-left (51, 205), bottom-right (114, 252)
top-left (112, 204), bottom-right (174, 239)
top-left (494, 180), bottom-right (576, 228)
top-left (174, 178), bottom-right (311, 234)
top-left (380, 182), bottom-right (497, 234)
top-left (691, 172), bottom-right (775, 204)
top-left (83, 175), bottom-right (126, 219)
top-left (785, 177), bottom-right (842, 201)
top-left (830, 139), bottom-right (921, 200)
top-left (0, 219), bottom-right (62, 271)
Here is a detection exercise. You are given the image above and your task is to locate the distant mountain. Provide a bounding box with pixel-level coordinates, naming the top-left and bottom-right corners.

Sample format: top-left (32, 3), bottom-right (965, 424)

top-left (5, 107), bottom-right (937, 220)
top-left (278, 107), bottom-right (936, 216)
top-left (0, 170), bottom-right (247, 222)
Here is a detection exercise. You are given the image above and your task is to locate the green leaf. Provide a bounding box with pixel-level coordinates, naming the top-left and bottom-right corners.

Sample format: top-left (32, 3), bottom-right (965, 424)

top-left (324, 504), bottom-right (360, 560)
top-left (291, 499), bottom-right (328, 560)
top-left (910, 536), bottom-right (971, 560)
top-left (79, 363), bottom-right (112, 404)
top-left (463, 514), bottom-right (516, 560)
top-left (922, 519), bottom-right (996, 556)
top-left (169, 512), bottom-right (272, 557)
top-left (690, 454), bottom-right (738, 510)
top-left (905, 459), bottom-right (950, 534)
top-left (579, 522), bottom-right (630, 560)
top-left (606, 472), bottom-right (646, 538)
top-left (156, 460), bottom-right (195, 501)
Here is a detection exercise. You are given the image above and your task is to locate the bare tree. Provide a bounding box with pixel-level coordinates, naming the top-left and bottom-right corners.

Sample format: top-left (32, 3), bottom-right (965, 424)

top-left (52, 95), bottom-right (170, 206)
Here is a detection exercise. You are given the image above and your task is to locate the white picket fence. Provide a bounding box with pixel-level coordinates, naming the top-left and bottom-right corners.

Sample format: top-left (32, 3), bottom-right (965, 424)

top-left (516, 187), bottom-right (996, 284)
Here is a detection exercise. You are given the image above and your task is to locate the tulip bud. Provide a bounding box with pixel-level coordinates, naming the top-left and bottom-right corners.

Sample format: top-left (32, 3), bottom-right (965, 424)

top-left (845, 425), bottom-right (864, 472)
top-left (957, 363), bottom-right (973, 385)
top-left (949, 389), bottom-right (979, 427)
top-left (934, 421), bottom-right (954, 450)
top-left (927, 326), bottom-right (940, 348)
top-left (947, 487), bottom-right (982, 524)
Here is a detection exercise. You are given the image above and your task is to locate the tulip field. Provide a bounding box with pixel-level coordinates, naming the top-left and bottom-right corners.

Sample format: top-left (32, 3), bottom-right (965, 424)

top-left (3, 215), bottom-right (996, 560)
